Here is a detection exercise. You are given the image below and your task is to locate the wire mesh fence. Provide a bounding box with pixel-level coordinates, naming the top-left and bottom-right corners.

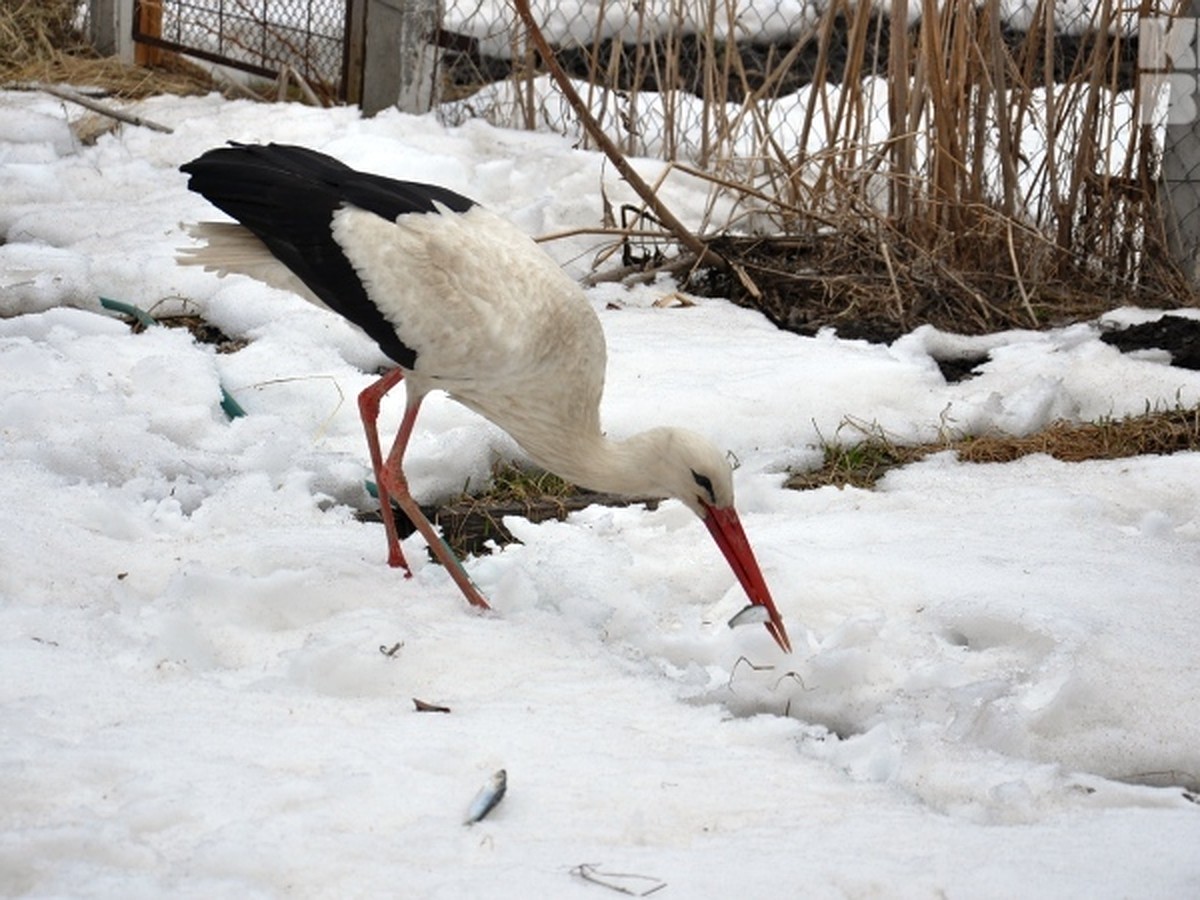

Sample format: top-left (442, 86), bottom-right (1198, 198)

top-left (436, 0), bottom-right (1197, 318)
top-left (133, 0), bottom-right (347, 100)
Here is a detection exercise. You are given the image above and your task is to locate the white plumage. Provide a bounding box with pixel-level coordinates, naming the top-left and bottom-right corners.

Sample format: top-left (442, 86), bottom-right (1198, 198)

top-left (180, 142), bottom-right (791, 652)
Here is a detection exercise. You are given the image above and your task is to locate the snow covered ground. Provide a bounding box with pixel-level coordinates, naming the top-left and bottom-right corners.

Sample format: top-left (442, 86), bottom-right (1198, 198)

top-left (2, 91), bottom-right (1199, 897)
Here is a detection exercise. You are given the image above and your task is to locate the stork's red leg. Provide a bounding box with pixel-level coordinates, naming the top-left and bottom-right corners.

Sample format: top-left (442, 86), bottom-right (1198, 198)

top-left (358, 368), bottom-right (409, 570)
top-left (379, 398), bottom-right (492, 610)
top-left (358, 369), bottom-right (491, 610)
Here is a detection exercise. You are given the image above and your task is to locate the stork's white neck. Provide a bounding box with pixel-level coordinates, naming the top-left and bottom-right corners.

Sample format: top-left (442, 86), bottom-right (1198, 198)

top-left (542, 429), bottom-right (674, 499)
top-left (504, 422), bottom-right (726, 519)
top-left (447, 389), bottom-right (650, 498)
top-left (449, 390), bottom-right (729, 516)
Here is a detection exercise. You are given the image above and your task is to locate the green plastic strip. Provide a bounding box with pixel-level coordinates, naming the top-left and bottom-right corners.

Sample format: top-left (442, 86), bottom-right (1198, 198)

top-left (99, 296), bottom-right (246, 420)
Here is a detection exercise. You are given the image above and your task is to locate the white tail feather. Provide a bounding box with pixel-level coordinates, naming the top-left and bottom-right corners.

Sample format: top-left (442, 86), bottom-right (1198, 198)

top-left (178, 222), bottom-right (324, 307)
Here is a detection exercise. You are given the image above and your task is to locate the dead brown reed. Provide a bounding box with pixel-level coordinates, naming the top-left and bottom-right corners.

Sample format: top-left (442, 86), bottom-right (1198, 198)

top-left (499, 0), bottom-right (1195, 331)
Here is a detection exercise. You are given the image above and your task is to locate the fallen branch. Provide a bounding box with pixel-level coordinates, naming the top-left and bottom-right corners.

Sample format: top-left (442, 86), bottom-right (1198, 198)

top-left (4, 81), bottom-right (174, 133)
top-left (581, 253), bottom-right (701, 287)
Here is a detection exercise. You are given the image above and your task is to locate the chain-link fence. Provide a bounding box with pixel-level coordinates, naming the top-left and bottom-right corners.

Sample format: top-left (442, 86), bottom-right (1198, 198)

top-left (434, 0), bottom-right (1195, 312)
top-left (132, 0), bottom-right (347, 100)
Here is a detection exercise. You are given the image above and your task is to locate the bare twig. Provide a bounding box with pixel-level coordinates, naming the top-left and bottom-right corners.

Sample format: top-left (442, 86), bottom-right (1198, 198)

top-left (4, 80), bottom-right (173, 132)
top-left (581, 253), bottom-right (700, 287)
top-left (879, 239), bottom-right (905, 322)
top-left (571, 863), bottom-right (666, 896)
top-left (1005, 220), bottom-right (1036, 326)
top-left (535, 226), bottom-right (675, 244)
top-left (276, 63), bottom-right (323, 107)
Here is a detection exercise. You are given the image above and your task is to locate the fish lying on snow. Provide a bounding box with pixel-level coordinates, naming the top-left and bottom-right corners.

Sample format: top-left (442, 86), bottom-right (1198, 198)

top-left (464, 769), bottom-right (507, 825)
top-left (728, 603), bottom-right (771, 629)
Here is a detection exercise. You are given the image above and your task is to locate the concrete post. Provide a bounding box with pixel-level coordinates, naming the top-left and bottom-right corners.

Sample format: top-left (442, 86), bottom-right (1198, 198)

top-left (1153, 2), bottom-right (1200, 283)
top-left (88, 0), bottom-right (135, 63)
top-left (361, 0), bottom-right (441, 116)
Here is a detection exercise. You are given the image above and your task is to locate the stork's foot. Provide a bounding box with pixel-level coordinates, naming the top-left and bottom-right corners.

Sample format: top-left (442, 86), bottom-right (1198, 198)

top-left (378, 473), bottom-right (491, 611)
top-left (431, 537), bottom-right (492, 610)
top-left (404, 511), bottom-right (492, 610)
top-left (373, 500), bottom-right (487, 606)
top-left (375, 498), bottom-right (411, 573)
top-left (387, 548), bottom-right (413, 574)
top-left (360, 372), bottom-right (491, 611)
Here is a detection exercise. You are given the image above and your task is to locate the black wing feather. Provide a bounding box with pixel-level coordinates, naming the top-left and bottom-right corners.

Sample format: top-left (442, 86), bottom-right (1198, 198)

top-left (180, 142), bottom-right (476, 369)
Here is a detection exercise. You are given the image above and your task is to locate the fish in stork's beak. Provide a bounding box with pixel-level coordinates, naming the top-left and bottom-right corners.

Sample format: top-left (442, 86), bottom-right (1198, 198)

top-left (702, 504), bottom-right (792, 652)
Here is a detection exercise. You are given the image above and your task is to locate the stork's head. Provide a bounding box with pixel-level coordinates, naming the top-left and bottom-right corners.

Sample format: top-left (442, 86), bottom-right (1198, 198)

top-left (648, 429), bottom-right (792, 653)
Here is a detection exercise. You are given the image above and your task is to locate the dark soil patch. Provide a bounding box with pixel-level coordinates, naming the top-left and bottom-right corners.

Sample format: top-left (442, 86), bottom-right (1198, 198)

top-left (931, 353), bottom-right (990, 383)
top-left (1100, 315), bottom-right (1200, 370)
top-left (148, 314), bottom-right (248, 353)
top-left (686, 231), bottom-right (1190, 340)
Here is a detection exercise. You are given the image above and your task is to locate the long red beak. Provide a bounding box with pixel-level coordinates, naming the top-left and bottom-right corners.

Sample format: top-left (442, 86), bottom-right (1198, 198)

top-left (703, 504), bottom-right (792, 652)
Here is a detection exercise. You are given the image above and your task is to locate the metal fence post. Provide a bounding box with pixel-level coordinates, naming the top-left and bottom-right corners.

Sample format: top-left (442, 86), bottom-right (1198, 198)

top-left (362, 0), bottom-right (441, 116)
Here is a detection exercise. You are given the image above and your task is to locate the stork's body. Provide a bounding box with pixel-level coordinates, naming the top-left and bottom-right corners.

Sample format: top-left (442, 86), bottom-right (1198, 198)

top-left (180, 143), bottom-right (790, 652)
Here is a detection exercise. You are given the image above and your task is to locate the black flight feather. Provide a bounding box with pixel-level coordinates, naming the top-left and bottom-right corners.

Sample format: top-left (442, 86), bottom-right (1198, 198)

top-left (180, 142), bottom-right (476, 370)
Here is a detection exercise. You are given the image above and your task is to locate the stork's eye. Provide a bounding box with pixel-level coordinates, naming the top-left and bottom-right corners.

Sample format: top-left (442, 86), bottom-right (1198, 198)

top-left (690, 469), bottom-right (715, 503)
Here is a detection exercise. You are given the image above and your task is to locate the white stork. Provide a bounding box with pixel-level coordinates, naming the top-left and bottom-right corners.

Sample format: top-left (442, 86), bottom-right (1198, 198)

top-left (179, 142), bottom-right (791, 652)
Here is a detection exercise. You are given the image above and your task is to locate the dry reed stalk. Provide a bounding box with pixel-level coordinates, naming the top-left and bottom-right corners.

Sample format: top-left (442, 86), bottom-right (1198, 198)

top-left (511, 0), bottom-right (721, 268)
top-left (984, 0), bottom-right (1017, 218)
top-left (887, 0), bottom-right (913, 222)
top-left (581, 0), bottom-right (606, 145)
top-left (710, 26), bottom-right (811, 218)
top-left (701, 0), bottom-right (726, 167)
top-left (834, 0), bottom-right (873, 181)
top-left (792, 1), bottom-right (837, 201)
top-left (657, 2), bottom-right (683, 161)
top-left (616, 0), bottom-right (640, 155)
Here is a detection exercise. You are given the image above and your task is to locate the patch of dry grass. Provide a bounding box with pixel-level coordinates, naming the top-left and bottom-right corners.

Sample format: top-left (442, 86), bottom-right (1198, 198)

top-left (0, 0), bottom-right (87, 67)
top-left (432, 461), bottom-right (660, 557)
top-left (432, 408), bottom-right (1200, 556)
top-left (955, 408), bottom-right (1200, 463)
top-left (0, 0), bottom-right (214, 98)
top-left (787, 406), bottom-right (1200, 491)
top-left (430, 408), bottom-right (1200, 556)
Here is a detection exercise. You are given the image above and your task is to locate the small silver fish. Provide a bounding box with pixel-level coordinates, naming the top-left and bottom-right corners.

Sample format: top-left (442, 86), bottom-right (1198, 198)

top-left (464, 769), bottom-right (507, 825)
top-left (728, 603), bottom-right (771, 629)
